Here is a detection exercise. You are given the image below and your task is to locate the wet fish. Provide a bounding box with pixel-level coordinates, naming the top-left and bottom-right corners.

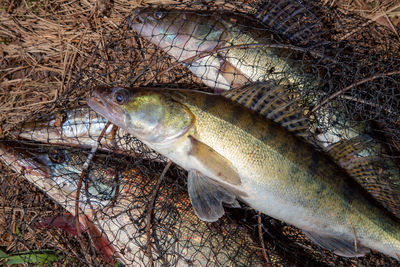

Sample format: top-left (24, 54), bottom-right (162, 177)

top-left (227, 82), bottom-right (400, 219)
top-left (130, 6), bottom-right (400, 222)
top-left (0, 142), bottom-right (268, 266)
top-left (89, 85), bottom-right (400, 260)
top-left (14, 108), bottom-right (161, 160)
top-left (129, 8), bottom-right (311, 91)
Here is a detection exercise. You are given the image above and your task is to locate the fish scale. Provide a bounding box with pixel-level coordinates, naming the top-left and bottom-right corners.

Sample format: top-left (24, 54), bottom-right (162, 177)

top-left (89, 86), bottom-right (400, 260)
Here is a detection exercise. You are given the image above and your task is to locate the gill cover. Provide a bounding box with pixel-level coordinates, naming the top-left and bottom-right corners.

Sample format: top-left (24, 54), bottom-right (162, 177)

top-left (123, 90), bottom-right (195, 143)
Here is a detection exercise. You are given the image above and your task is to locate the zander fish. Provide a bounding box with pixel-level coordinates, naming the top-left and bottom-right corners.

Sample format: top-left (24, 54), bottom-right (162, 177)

top-left (226, 81), bottom-right (400, 220)
top-left (130, 6), bottom-right (400, 221)
top-left (129, 8), bottom-right (312, 91)
top-left (13, 108), bottom-right (161, 160)
top-left (0, 142), bottom-right (268, 266)
top-left (89, 85), bottom-right (400, 260)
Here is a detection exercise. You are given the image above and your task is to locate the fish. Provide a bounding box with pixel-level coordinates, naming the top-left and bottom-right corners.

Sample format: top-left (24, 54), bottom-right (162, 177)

top-left (14, 93), bottom-right (400, 223)
top-left (131, 6), bottom-right (400, 222)
top-left (129, 8), bottom-right (312, 91)
top-left (13, 108), bottom-right (161, 160)
top-left (226, 82), bottom-right (400, 219)
top-left (0, 141), bottom-right (270, 266)
top-left (88, 85), bottom-right (400, 260)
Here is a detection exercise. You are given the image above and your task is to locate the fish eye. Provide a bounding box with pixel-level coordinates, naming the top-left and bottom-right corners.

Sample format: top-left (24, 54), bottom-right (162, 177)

top-left (49, 149), bottom-right (65, 164)
top-left (113, 89), bottom-right (128, 105)
top-left (153, 11), bottom-right (164, 20)
top-left (57, 111), bottom-right (68, 124)
top-left (51, 111), bottom-right (68, 127)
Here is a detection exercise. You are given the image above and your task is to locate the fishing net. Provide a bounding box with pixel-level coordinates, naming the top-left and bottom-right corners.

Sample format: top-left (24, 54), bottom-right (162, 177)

top-left (1, 0), bottom-right (400, 266)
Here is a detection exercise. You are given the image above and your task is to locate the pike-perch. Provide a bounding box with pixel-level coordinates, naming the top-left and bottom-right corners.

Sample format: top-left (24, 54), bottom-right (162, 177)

top-left (89, 84), bottom-right (400, 260)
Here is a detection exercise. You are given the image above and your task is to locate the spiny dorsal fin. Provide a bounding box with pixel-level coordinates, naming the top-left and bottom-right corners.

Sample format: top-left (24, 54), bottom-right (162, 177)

top-left (223, 81), bottom-right (311, 138)
top-left (326, 135), bottom-right (400, 218)
top-left (255, 0), bottom-right (324, 46)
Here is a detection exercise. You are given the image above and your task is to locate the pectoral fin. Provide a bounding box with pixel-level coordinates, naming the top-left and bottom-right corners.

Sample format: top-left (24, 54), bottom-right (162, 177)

top-left (303, 231), bottom-right (369, 257)
top-left (189, 136), bottom-right (241, 186)
top-left (188, 170), bottom-right (238, 222)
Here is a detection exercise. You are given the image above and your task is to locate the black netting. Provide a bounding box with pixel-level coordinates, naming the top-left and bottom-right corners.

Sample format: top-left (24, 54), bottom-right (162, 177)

top-left (1, 0), bottom-right (400, 266)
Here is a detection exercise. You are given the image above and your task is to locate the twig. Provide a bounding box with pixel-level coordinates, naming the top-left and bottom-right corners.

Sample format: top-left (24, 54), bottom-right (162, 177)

top-left (257, 211), bottom-right (272, 267)
top-left (337, 95), bottom-right (394, 114)
top-left (145, 160), bottom-right (172, 267)
top-left (311, 70), bottom-right (400, 114)
top-left (74, 121), bottom-right (111, 252)
top-left (383, 12), bottom-right (399, 38)
top-left (350, 220), bottom-right (358, 253)
top-left (7, 0), bottom-right (15, 13)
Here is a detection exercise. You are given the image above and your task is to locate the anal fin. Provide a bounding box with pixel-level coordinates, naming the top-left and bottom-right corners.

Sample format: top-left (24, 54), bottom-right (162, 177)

top-left (217, 54), bottom-right (250, 90)
top-left (188, 170), bottom-right (238, 222)
top-left (303, 230), bottom-right (369, 257)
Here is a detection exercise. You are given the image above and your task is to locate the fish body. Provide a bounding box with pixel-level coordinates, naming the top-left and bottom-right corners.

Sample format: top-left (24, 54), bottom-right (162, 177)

top-left (129, 8), bottom-right (309, 91)
top-left (89, 86), bottom-right (400, 260)
top-left (0, 142), bottom-right (267, 266)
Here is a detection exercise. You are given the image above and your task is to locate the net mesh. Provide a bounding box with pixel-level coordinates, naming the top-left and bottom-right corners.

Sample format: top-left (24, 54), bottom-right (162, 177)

top-left (1, 0), bottom-right (400, 266)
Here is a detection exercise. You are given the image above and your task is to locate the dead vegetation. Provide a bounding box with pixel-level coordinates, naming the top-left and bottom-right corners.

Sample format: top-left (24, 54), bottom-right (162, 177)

top-left (0, 0), bottom-right (399, 266)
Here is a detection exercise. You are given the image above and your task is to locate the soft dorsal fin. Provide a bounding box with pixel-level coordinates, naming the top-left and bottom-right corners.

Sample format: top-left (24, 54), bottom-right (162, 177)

top-left (326, 135), bottom-right (400, 218)
top-left (223, 81), bottom-right (311, 138)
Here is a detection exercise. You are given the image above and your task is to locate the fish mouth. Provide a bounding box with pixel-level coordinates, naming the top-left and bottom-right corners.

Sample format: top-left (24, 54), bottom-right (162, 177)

top-left (13, 118), bottom-right (65, 143)
top-left (0, 142), bottom-right (51, 179)
top-left (88, 87), bottom-right (124, 128)
top-left (129, 9), bottom-right (145, 25)
top-left (128, 8), bottom-right (155, 29)
top-left (88, 89), bottom-right (112, 119)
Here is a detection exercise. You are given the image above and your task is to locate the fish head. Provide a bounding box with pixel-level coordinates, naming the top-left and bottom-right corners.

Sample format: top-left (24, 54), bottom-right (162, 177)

top-left (0, 142), bottom-right (118, 208)
top-left (89, 87), bottom-right (194, 144)
top-left (0, 142), bottom-right (50, 179)
top-left (14, 108), bottom-right (111, 147)
top-left (129, 8), bottom-right (230, 61)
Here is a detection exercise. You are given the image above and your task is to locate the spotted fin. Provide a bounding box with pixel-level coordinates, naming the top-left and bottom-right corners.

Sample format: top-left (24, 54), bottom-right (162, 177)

top-left (303, 230), bottom-right (369, 257)
top-left (326, 135), bottom-right (400, 218)
top-left (223, 81), bottom-right (311, 138)
top-left (255, 0), bottom-right (324, 46)
top-left (188, 170), bottom-right (238, 222)
top-left (189, 136), bottom-right (241, 186)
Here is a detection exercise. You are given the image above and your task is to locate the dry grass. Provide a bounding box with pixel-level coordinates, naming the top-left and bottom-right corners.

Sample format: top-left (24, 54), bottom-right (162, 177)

top-left (325, 0), bottom-right (400, 34)
top-left (0, 0), bottom-right (180, 135)
top-left (0, 0), bottom-right (399, 266)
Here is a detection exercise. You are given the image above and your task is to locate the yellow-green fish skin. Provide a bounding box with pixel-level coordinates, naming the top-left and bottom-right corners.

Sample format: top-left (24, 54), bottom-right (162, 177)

top-left (89, 87), bottom-right (400, 260)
